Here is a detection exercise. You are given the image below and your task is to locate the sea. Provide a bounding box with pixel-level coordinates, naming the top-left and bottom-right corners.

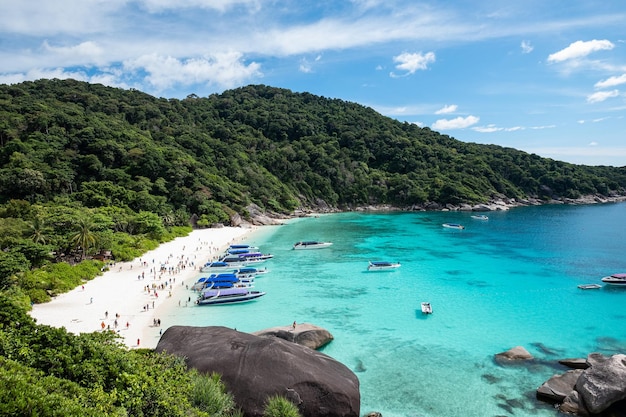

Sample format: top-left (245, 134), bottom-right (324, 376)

top-left (164, 202), bottom-right (626, 417)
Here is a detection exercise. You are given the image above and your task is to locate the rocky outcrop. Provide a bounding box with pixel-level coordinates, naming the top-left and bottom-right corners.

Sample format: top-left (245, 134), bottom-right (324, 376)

top-left (537, 369), bottom-right (584, 402)
top-left (252, 322), bottom-right (334, 350)
top-left (155, 326), bottom-right (360, 417)
top-left (576, 354), bottom-right (626, 414)
top-left (495, 346), bottom-right (534, 363)
top-left (536, 353), bottom-right (626, 416)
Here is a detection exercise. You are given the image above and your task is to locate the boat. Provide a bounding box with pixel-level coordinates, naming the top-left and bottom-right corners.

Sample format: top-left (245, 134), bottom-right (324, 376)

top-left (578, 284), bottom-right (602, 290)
top-left (200, 261), bottom-right (232, 272)
top-left (421, 302), bottom-right (433, 314)
top-left (191, 273), bottom-right (247, 291)
top-left (293, 241), bottom-right (333, 250)
top-left (228, 244), bottom-right (259, 251)
top-left (367, 261), bottom-right (401, 271)
top-left (471, 214), bottom-right (489, 220)
top-left (442, 223), bottom-right (465, 229)
top-left (196, 287), bottom-right (266, 305)
top-left (601, 273), bottom-right (626, 286)
top-left (232, 266), bottom-right (269, 276)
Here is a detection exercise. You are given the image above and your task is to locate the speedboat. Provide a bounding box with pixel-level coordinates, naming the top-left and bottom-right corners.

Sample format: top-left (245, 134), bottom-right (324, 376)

top-left (196, 288), bottom-right (266, 305)
top-left (421, 302), bottom-right (433, 314)
top-left (601, 273), bottom-right (626, 286)
top-left (367, 261), bottom-right (401, 271)
top-left (442, 223), bottom-right (465, 229)
top-left (200, 261), bottom-right (232, 272)
top-left (293, 241), bottom-right (333, 250)
top-left (471, 215), bottom-right (489, 220)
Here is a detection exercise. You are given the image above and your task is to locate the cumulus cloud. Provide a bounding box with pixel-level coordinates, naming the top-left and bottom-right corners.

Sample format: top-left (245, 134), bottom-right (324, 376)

top-left (586, 89), bottom-right (619, 103)
top-left (435, 104), bottom-right (457, 114)
top-left (42, 40), bottom-right (105, 64)
top-left (595, 74), bottom-right (626, 89)
top-left (390, 51), bottom-right (435, 77)
top-left (124, 52), bottom-right (261, 91)
top-left (547, 39), bottom-right (614, 63)
top-left (520, 40), bottom-right (533, 54)
top-left (432, 115), bottom-right (479, 130)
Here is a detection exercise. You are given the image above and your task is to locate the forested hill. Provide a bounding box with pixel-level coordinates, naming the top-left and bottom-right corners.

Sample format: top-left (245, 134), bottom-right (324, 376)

top-left (1, 79), bottom-right (625, 222)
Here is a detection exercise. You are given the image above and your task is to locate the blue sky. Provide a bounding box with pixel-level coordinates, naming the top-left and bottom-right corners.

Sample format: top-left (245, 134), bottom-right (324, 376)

top-left (1, 1), bottom-right (625, 166)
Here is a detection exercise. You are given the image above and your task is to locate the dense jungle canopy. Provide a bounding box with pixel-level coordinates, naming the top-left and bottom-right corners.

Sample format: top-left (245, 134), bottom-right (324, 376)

top-left (2, 79), bottom-right (625, 219)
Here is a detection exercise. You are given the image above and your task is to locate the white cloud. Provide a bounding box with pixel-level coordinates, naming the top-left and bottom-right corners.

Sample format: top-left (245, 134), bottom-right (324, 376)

top-left (390, 51), bottom-right (435, 77)
top-left (42, 40), bottom-right (105, 64)
top-left (521, 40), bottom-right (533, 54)
top-left (432, 115), bottom-right (479, 130)
top-left (124, 52), bottom-right (262, 91)
top-left (586, 89), bottom-right (619, 103)
top-left (138, 0), bottom-right (261, 13)
top-left (472, 124), bottom-right (523, 133)
top-left (595, 74), bottom-right (626, 89)
top-left (547, 39), bottom-right (614, 63)
top-left (435, 104), bottom-right (457, 114)
top-left (473, 124), bottom-right (501, 133)
top-left (589, 141), bottom-right (599, 146)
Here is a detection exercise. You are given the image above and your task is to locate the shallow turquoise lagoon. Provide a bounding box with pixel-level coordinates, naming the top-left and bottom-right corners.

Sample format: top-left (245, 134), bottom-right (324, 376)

top-left (165, 202), bottom-right (626, 417)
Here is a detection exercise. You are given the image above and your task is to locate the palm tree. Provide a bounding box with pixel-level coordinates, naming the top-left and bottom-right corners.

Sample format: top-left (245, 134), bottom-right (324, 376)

top-left (71, 217), bottom-right (97, 260)
top-left (29, 215), bottom-right (47, 244)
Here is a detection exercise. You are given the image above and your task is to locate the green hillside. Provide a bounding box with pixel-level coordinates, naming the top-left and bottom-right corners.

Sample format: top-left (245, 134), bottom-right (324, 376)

top-left (2, 79), bottom-right (624, 219)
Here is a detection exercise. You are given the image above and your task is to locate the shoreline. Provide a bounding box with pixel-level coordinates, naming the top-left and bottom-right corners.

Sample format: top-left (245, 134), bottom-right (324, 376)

top-left (29, 226), bottom-right (260, 349)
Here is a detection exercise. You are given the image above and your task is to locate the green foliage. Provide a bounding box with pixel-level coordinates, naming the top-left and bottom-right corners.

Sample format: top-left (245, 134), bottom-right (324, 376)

top-left (189, 372), bottom-right (241, 416)
top-left (18, 260), bottom-right (104, 301)
top-left (0, 292), bottom-right (240, 416)
top-left (263, 395), bottom-right (302, 417)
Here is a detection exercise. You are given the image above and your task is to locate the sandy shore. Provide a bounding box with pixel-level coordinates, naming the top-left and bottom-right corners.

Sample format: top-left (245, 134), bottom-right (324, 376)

top-left (29, 226), bottom-right (256, 349)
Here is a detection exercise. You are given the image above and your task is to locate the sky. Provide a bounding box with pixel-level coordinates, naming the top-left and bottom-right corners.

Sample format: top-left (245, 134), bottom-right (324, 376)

top-left (1, 1), bottom-right (625, 167)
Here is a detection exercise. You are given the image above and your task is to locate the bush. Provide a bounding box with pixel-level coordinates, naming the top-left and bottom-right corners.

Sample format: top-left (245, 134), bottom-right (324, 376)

top-left (263, 395), bottom-right (301, 417)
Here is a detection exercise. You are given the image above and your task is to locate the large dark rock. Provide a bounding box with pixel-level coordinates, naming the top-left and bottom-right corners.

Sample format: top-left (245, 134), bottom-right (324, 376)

top-left (576, 354), bottom-right (626, 414)
top-left (536, 369), bottom-right (583, 402)
top-left (155, 326), bottom-right (360, 417)
top-left (536, 353), bottom-right (626, 416)
top-left (252, 322), bottom-right (334, 350)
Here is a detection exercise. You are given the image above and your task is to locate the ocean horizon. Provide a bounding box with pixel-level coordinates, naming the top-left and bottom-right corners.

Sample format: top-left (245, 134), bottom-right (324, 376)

top-left (162, 202), bottom-right (626, 417)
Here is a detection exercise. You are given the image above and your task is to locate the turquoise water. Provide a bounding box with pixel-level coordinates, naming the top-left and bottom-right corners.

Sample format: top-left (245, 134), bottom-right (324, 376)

top-left (166, 202), bottom-right (626, 417)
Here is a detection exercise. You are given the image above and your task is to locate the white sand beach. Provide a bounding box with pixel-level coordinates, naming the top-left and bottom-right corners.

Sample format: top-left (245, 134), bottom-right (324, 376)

top-left (29, 226), bottom-right (256, 349)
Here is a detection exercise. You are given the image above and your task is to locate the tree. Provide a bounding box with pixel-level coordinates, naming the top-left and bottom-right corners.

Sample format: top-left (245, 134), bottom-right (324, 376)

top-left (71, 217), bottom-right (97, 260)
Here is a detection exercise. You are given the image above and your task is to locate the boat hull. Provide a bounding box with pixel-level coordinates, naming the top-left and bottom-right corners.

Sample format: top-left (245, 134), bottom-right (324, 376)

top-left (601, 273), bottom-right (626, 286)
top-left (293, 241), bottom-right (333, 250)
top-left (442, 223), bottom-right (465, 229)
top-left (197, 291), bottom-right (266, 305)
top-left (367, 261), bottom-right (401, 271)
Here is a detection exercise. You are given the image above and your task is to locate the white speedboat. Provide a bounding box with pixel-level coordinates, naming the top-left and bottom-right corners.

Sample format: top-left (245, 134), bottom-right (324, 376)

top-left (196, 288), bottom-right (266, 305)
top-left (367, 261), bottom-right (401, 271)
top-left (471, 215), bottom-right (489, 220)
top-left (200, 261), bottom-right (232, 272)
top-left (293, 241), bottom-right (333, 250)
top-left (421, 302), bottom-right (433, 314)
top-left (442, 223), bottom-right (465, 229)
top-left (601, 273), bottom-right (626, 286)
